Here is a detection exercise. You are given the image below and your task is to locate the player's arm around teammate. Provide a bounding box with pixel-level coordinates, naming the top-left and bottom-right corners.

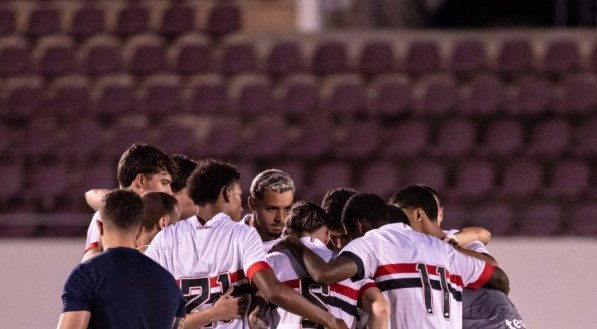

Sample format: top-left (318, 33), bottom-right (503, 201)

top-left (359, 285), bottom-right (390, 329)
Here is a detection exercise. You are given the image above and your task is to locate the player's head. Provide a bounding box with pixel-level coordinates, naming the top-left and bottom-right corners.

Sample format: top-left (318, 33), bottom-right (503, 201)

top-left (285, 200), bottom-right (330, 244)
top-left (321, 187), bottom-right (358, 250)
top-left (248, 169), bottom-right (295, 240)
top-left (187, 159), bottom-right (243, 220)
top-left (342, 193), bottom-right (392, 239)
top-left (138, 191), bottom-right (181, 248)
top-left (389, 184), bottom-right (443, 231)
top-left (170, 154), bottom-right (198, 219)
top-left (98, 189), bottom-right (144, 237)
top-left (116, 143), bottom-right (177, 195)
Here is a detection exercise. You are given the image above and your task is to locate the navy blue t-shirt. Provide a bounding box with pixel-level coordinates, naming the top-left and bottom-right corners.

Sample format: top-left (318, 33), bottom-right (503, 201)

top-left (62, 247), bottom-right (185, 329)
top-left (463, 288), bottom-right (527, 329)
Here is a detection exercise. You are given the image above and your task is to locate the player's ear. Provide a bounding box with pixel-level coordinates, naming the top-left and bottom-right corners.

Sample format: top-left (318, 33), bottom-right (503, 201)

top-left (158, 216), bottom-right (168, 229)
top-left (247, 196), bottom-right (256, 210)
top-left (222, 186), bottom-right (230, 203)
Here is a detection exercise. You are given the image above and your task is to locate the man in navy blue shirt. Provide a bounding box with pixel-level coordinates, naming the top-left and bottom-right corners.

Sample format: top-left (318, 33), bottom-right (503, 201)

top-left (57, 190), bottom-right (186, 329)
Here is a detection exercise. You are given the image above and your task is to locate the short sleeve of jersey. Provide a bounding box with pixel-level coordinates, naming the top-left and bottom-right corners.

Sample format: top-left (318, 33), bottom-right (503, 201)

top-left (449, 248), bottom-right (495, 290)
top-left (62, 265), bottom-right (94, 312)
top-left (241, 227), bottom-right (271, 282)
top-left (340, 237), bottom-right (378, 282)
top-left (463, 240), bottom-right (489, 254)
top-left (84, 212), bottom-right (100, 252)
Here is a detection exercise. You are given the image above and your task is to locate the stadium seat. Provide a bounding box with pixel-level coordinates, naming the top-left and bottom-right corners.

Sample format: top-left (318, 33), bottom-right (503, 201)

top-left (275, 74), bottom-right (319, 115)
top-left (228, 74), bottom-right (273, 114)
top-left (154, 121), bottom-right (198, 156)
top-left (218, 39), bottom-right (258, 75)
top-left (307, 162), bottom-right (353, 201)
top-left (79, 35), bottom-right (122, 75)
top-left (124, 34), bottom-right (167, 75)
top-left (204, 3), bottom-right (241, 39)
top-left (383, 120), bottom-right (429, 157)
top-left (310, 39), bottom-right (348, 75)
top-left (469, 202), bottom-right (514, 236)
top-left (200, 118), bottom-right (242, 158)
top-left (356, 161), bottom-right (400, 198)
top-left (505, 75), bottom-right (553, 116)
top-left (0, 123), bottom-right (13, 156)
top-left (415, 74), bottom-right (458, 115)
top-left (72, 161), bottom-right (117, 201)
top-left (566, 203), bottom-right (597, 236)
top-left (405, 40), bottom-right (441, 74)
top-left (0, 163), bottom-right (23, 203)
top-left (479, 119), bottom-right (524, 156)
top-left (431, 118), bottom-right (476, 158)
top-left (60, 119), bottom-right (105, 160)
top-left (106, 120), bottom-right (154, 158)
top-left (451, 160), bottom-right (496, 200)
top-left (321, 74), bottom-right (367, 114)
top-left (557, 73), bottom-right (597, 114)
top-left (358, 40), bottom-right (396, 76)
top-left (288, 118), bottom-right (334, 158)
top-left (496, 39), bottom-right (533, 75)
top-left (1, 76), bottom-right (43, 120)
top-left (0, 36), bottom-right (30, 76)
top-left (114, 5), bottom-right (149, 37)
top-left (440, 203), bottom-right (470, 232)
top-left (458, 74), bottom-right (505, 116)
top-left (26, 7), bottom-right (60, 36)
top-left (546, 160), bottom-right (590, 199)
top-left (403, 160), bottom-right (448, 193)
top-left (267, 39), bottom-right (304, 76)
top-left (529, 118), bottom-right (571, 157)
top-left (499, 160), bottom-right (543, 199)
top-left (27, 161), bottom-right (69, 202)
top-left (542, 39), bottom-right (580, 74)
top-left (449, 39), bottom-right (487, 74)
top-left (168, 33), bottom-right (212, 75)
top-left (184, 74), bottom-right (227, 114)
top-left (574, 117), bottom-right (597, 155)
top-left (69, 6), bottom-right (105, 37)
top-left (368, 74), bottom-right (411, 116)
top-left (0, 8), bottom-right (16, 35)
top-left (334, 120), bottom-right (381, 158)
top-left (47, 75), bottom-right (91, 116)
top-left (92, 74), bottom-right (135, 116)
top-left (271, 162), bottom-right (306, 194)
top-left (242, 116), bottom-right (288, 158)
top-left (33, 35), bottom-right (76, 77)
top-left (517, 202), bottom-right (562, 236)
top-left (236, 161), bottom-right (257, 196)
top-left (138, 74), bottom-right (181, 114)
top-left (159, 5), bottom-right (195, 37)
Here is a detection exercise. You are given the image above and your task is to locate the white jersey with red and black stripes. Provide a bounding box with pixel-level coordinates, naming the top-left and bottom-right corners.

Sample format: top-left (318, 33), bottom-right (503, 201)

top-left (145, 212), bottom-right (271, 329)
top-left (340, 223), bottom-right (494, 329)
top-left (84, 211), bottom-right (100, 252)
top-left (266, 237), bottom-right (376, 329)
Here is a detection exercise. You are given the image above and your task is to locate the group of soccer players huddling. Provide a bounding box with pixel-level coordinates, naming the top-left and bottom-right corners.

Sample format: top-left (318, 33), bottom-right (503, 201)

top-left (57, 143), bottom-right (527, 329)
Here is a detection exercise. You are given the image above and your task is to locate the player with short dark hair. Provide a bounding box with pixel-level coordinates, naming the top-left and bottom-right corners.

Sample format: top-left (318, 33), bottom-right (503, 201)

top-left (58, 190), bottom-right (185, 329)
top-left (321, 187), bottom-right (358, 251)
top-left (137, 191), bottom-right (181, 253)
top-left (389, 185), bottom-right (526, 329)
top-left (82, 143), bottom-right (177, 262)
top-left (170, 154), bottom-right (199, 219)
top-left (146, 159), bottom-right (349, 329)
top-left (266, 201), bottom-right (390, 329)
top-left (280, 193), bottom-right (509, 329)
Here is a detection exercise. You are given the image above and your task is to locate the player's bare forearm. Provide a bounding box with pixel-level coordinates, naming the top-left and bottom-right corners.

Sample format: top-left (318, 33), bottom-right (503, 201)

top-left (456, 227), bottom-right (492, 245)
top-left (56, 311), bottom-right (90, 329)
top-left (454, 245), bottom-right (498, 267)
top-left (184, 288), bottom-right (246, 329)
top-left (85, 188), bottom-right (111, 211)
top-left (484, 266), bottom-right (510, 295)
top-left (252, 269), bottom-right (348, 329)
top-left (360, 287), bottom-right (390, 329)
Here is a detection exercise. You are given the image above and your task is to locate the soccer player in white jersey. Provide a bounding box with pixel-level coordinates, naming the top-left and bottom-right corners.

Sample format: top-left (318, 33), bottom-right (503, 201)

top-left (390, 185), bottom-right (526, 329)
top-left (82, 143), bottom-right (176, 262)
top-left (240, 169), bottom-right (295, 252)
top-left (145, 159), bottom-right (349, 329)
top-left (266, 200), bottom-right (389, 329)
top-left (280, 193), bottom-right (509, 329)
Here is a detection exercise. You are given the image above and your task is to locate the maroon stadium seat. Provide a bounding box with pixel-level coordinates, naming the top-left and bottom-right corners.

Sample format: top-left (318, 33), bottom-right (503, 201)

top-left (288, 118), bottom-right (334, 158)
top-left (567, 203), bottom-right (597, 236)
top-left (205, 4), bottom-right (241, 39)
top-left (92, 74), bottom-right (135, 116)
top-left (267, 40), bottom-right (304, 76)
top-left (542, 39), bottom-right (580, 74)
top-left (307, 162), bottom-right (353, 201)
top-left (0, 8), bottom-right (16, 35)
top-left (1, 76), bottom-right (43, 120)
top-left (517, 202), bottom-right (562, 236)
top-left (200, 118), bottom-right (242, 158)
top-left (358, 40), bottom-right (396, 76)
top-left (124, 34), bottom-right (167, 75)
top-left (479, 119), bottom-right (524, 156)
top-left (79, 35), bottom-right (122, 75)
top-left (451, 160), bottom-right (496, 200)
top-left (218, 40), bottom-right (258, 75)
top-left (529, 118), bottom-right (571, 157)
top-left (334, 120), bottom-right (381, 158)
top-left (272, 162), bottom-right (306, 194)
top-left (496, 39), bottom-right (533, 74)
top-left (229, 74), bottom-right (273, 114)
top-left (106, 120), bottom-right (154, 158)
top-left (416, 74), bottom-right (458, 115)
top-left (546, 160), bottom-right (590, 199)
top-left (369, 74), bottom-right (412, 116)
top-left (159, 5), bottom-right (195, 37)
top-left (505, 75), bottom-right (553, 116)
top-left (0, 162), bottom-right (23, 203)
top-left (60, 119), bottom-right (105, 160)
top-left (47, 75), bottom-right (91, 116)
top-left (311, 40), bottom-right (348, 75)
top-left (242, 116), bottom-right (288, 158)
top-left (18, 117), bottom-right (62, 158)
top-left (499, 160), bottom-right (543, 199)
top-left (34, 35), bottom-right (76, 77)
top-left (0, 123), bottom-right (14, 156)
top-left (470, 202), bottom-right (514, 236)
top-left (114, 5), bottom-right (149, 37)
top-left (458, 74), bottom-right (504, 116)
top-left (431, 118), bottom-right (476, 158)
top-left (139, 74), bottom-right (181, 114)
top-left (403, 160), bottom-right (448, 192)
top-left (27, 161), bottom-right (69, 201)
top-left (27, 7), bottom-right (60, 36)
top-left (557, 73), bottom-right (597, 114)
top-left (449, 39), bottom-right (487, 74)
top-left (574, 117), bottom-right (597, 155)
top-left (169, 34), bottom-right (212, 75)
top-left (321, 74), bottom-right (366, 114)
top-left (70, 6), bottom-right (105, 37)
top-left (154, 121), bottom-right (198, 156)
top-left (184, 74), bottom-right (227, 114)
top-left (74, 161), bottom-right (117, 200)
top-left (0, 36), bottom-right (30, 76)
top-left (275, 74), bottom-right (319, 115)
top-left (357, 161), bottom-right (399, 198)
top-left (405, 40), bottom-right (441, 74)
top-left (384, 120), bottom-right (429, 157)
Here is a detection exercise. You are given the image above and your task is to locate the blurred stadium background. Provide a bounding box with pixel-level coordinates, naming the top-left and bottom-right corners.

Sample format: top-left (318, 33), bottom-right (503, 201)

top-left (0, 0), bottom-right (595, 328)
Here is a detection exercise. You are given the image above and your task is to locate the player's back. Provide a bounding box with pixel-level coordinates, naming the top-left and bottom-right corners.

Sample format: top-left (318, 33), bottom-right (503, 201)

top-left (146, 213), bottom-right (270, 329)
top-left (341, 223), bottom-right (493, 329)
top-left (267, 237), bottom-right (373, 329)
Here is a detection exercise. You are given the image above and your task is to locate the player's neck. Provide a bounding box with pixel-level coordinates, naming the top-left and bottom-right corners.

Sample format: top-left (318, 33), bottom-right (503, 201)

top-left (195, 204), bottom-right (221, 225)
top-left (102, 233), bottom-right (137, 250)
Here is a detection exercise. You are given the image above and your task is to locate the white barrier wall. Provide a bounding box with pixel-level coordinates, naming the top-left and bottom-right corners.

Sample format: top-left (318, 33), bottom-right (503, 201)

top-left (1, 237), bottom-right (595, 328)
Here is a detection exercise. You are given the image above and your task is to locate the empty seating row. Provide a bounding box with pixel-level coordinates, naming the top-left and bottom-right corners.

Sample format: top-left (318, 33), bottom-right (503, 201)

top-left (0, 1), bottom-right (240, 39)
